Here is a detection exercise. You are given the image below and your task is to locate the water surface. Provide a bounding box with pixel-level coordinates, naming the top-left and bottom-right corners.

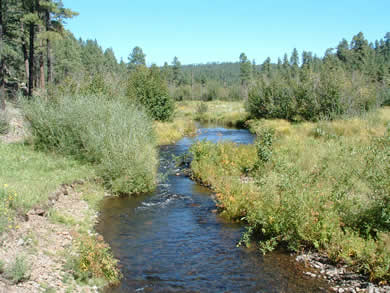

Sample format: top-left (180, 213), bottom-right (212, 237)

top-left (98, 126), bottom-right (329, 292)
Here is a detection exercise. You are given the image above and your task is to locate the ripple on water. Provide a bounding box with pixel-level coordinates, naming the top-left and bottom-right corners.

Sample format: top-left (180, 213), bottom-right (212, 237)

top-left (98, 127), bottom-right (330, 293)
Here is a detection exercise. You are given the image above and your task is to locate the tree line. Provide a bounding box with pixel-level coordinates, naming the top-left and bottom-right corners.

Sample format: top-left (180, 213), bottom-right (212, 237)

top-left (245, 32), bottom-right (390, 120)
top-left (1, 0), bottom-right (389, 121)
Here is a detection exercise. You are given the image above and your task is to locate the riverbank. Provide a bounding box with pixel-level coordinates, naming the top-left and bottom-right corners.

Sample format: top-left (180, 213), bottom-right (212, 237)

top-left (0, 99), bottom-right (200, 292)
top-left (154, 100), bottom-right (248, 145)
top-left (154, 118), bottom-right (196, 145)
top-left (0, 142), bottom-right (120, 292)
top-left (190, 107), bottom-right (390, 290)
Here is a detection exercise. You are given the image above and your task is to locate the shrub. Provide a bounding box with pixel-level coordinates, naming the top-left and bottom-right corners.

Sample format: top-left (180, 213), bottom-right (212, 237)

top-left (248, 69), bottom-right (381, 121)
top-left (80, 73), bottom-right (111, 96)
top-left (255, 126), bottom-right (274, 165)
top-left (24, 95), bottom-right (158, 194)
top-left (126, 66), bottom-right (174, 121)
top-left (6, 256), bottom-right (30, 284)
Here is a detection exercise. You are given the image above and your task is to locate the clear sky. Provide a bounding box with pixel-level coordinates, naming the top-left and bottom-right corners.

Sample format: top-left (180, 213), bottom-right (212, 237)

top-left (62, 0), bottom-right (390, 66)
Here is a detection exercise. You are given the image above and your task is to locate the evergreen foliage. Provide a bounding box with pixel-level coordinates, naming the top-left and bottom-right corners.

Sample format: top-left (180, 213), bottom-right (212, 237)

top-left (126, 65), bottom-right (174, 121)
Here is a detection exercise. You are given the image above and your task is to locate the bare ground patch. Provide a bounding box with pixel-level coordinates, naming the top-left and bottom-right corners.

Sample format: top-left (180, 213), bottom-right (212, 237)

top-left (0, 182), bottom-right (102, 293)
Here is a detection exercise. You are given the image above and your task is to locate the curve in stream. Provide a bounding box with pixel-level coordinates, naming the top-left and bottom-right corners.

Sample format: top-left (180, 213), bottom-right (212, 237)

top-left (97, 125), bottom-right (330, 293)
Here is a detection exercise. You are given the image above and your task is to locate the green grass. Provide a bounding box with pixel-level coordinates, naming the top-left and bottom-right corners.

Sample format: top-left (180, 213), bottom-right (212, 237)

top-left (0, 141), bottom-right (121, 287)
top-left (0, 142), bottom-right (95, 233)
top-left (23, 95), bottom-right (158, 194)
top-left (190, 107), bottom-right (390, 282)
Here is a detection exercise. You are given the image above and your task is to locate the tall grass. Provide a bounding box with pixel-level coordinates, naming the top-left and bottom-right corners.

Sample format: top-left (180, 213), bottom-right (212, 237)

top-left (190, 107), bottom-right (390, 282)
top-left (23, 95), bottom-right (158, 194)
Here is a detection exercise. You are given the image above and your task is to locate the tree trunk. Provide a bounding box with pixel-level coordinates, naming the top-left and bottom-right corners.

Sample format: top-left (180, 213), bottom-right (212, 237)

top-left (0, 0), bottom-right (5, 110)
top-left (39, 26), bottom-right (44, 89)
top-left (28, 21), bottom-right (34, 97)
top-left (21, 23), bottom-right (29, 82)
top-left (45, 10), bottom-right (52, 83)
top-left (39, 51), bottom-right (44, 89)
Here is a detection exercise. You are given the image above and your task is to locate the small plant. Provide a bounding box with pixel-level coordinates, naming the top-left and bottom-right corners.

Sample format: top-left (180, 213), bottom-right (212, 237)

top-left (0, 110), bottom-right (9, 135)
top-left (66, 234), bottom-right (121, 285)
top-left (6, 255), bottom-right (30, 284)
top-left (255, 126), bottom-right (274, 164)
top-left (0, 185), bottom-right (17, 234)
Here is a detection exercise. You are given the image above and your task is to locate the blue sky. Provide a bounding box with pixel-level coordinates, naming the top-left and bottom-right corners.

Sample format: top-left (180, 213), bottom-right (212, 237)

top-left (62, 0), bottom-right (390, 66)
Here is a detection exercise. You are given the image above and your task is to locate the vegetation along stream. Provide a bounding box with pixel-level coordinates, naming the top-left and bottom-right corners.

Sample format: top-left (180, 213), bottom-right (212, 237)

top-left (98, 125), bottom-right (330, 293)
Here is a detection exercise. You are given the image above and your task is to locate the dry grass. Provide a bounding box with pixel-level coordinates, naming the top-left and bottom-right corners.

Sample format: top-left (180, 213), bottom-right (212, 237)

top-left (154, 119), bottom-right (196, 145)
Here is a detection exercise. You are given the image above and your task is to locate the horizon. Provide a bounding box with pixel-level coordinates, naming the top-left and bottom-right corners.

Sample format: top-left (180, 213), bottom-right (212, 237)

top-left (63, 0), bottom-right (390, 66)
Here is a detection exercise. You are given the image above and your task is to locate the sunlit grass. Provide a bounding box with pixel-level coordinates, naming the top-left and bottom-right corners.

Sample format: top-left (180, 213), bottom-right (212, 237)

top-left (154, 119), bottom-right (196, 145)
top-left (190, 107), bottom-right (390, 282)
top-left (0, 143), bottom-right (95, 213)
top-left (176, 100), bottom-right (248, 126)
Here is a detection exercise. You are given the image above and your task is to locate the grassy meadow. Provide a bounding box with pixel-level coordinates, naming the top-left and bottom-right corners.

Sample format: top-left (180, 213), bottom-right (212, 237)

top-left (176, 100), bottom-right (248, 127)
top-left (190, 107), bottom-right (390, 282)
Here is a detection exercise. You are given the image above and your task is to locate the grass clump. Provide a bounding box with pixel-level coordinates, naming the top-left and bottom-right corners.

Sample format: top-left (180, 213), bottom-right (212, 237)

top-left (24, 95), bottom-right (158, 194)
top-left (190, 107), bottom-right (390, 282)
top-left (6, 255), bottom-right (30, 284)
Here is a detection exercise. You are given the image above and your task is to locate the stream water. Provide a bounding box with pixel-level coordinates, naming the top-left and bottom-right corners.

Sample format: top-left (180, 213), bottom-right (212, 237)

top-left (97, 126), bottom-right (330, 292)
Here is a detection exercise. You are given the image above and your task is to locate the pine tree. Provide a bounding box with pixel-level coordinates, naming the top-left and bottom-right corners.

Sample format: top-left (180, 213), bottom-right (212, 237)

top-left (262, 57), bottom-right (271, 77)
top-left (172, 56), bottom-right (181, 86)
top-left (351, 32), bottom-right (370, 71)
top-left (128, 46), bottom-right (145, 70)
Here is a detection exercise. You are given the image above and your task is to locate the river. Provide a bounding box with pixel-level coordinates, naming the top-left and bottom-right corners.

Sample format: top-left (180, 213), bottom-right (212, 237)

top-left (97, 125), bottom-right (330, 292)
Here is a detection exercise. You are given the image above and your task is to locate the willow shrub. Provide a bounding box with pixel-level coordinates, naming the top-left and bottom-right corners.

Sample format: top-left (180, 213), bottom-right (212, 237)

top-left (247, 69), bottom-right (380, 121)
top-left (24, 95), bottom-right (158, 194)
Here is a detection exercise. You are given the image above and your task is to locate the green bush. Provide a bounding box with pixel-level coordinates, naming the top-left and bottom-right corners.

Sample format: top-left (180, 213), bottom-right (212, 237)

top-left (24, 95), bottom-right (158, 194)
top-left (6, 256), bottom-right (30, 284)
top-left (248, 69), bottom-right (380, 121)
top-left (255, 126), bottom-right (274, 164)
top-left (126, 66), bottom-right (174, 121)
